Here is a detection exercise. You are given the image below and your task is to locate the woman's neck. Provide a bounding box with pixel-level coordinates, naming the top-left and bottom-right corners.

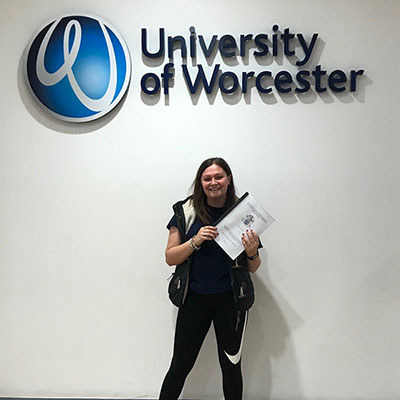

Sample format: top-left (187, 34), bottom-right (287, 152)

top-left (207, 197), bottom-right (226, 208)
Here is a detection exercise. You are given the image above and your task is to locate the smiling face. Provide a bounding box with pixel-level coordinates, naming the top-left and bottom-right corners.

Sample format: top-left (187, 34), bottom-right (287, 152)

top-left (201, 163), bottom-right (232, 206)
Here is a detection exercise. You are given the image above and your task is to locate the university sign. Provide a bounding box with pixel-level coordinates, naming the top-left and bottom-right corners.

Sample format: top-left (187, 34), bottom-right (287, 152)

top-left (25, 14), bottom-right (364, 122)
top-left (140, 25), bottom-right (364, 96)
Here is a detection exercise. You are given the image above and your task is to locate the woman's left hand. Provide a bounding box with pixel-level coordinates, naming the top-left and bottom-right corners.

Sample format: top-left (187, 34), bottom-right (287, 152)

top-left (242, 230), bottom-right (259, 257)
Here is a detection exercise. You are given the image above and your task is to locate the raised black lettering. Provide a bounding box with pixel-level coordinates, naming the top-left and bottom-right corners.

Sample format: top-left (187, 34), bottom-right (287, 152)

top-left (219, 35), bottom-right (237, 58)
top-left (312, 65), bottom-right (327, 92)
top-left (190, 30), bottom-right (196, 59)
top-left (272, 24), bottom-right (279, 57)
top-left (242, 71), bottom-right (255, 93)
top-left (275, 71), bottom-right (293, 93)
top-left (328, 70), bottom-right (347, 92)
top-left (182, 64), bottom-right (220, 94)
top-left (199, 35), bottom-right (218, 58)
top-left (167, 35), bottom-right (187, 59)
top-left (219, 72), bottom-right (239, 94)
top-left (141, 73), bottom-right (161, 94)
top-left (141, 28), bottom-right (165, 58)
top-left (296, 33), bottom-right (318, 66)
top-left (256, 71), bottom-right (272, 94)
top-left (281, 28), bottom-right (295, 56)
top-left (254, 34), bottom-right (268, 57)
top-left (350, 69), bottom-right (364, 92)
top-left (295, 70), bottom-right (311, 93)
top-left (240, 34), bottom-right (253, 57)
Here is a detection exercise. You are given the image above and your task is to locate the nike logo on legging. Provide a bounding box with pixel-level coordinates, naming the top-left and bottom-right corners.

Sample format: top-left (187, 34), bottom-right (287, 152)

top-left (224, 311), bottom-right (248, 364)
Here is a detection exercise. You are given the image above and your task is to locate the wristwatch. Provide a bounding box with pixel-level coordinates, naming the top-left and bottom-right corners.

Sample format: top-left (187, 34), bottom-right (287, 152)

top-left (247, 251), bottom-right (259, 261)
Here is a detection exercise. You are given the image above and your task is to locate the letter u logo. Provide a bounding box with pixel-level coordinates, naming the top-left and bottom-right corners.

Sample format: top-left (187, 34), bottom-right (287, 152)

top-left (26, 14), bottom-right (131, 122)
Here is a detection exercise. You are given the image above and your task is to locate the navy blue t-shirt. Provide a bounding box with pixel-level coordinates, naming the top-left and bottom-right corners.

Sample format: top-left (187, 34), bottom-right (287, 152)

top-left (167, 205), bottom-right (233, 294)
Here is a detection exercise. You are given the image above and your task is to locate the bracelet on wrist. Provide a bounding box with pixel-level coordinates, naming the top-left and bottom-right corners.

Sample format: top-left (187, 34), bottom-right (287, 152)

top-left (189, 235), bottom-right (201, 251)
top-left (247, 251), bottom-right (259, 261)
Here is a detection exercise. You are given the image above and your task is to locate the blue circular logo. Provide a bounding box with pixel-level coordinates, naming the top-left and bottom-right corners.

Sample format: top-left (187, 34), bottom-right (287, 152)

top-left (26, 14), bottom-right (131, 122)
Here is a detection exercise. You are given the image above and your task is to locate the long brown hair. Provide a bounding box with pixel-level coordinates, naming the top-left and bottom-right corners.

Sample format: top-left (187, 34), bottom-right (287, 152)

top-left (191, 157), bottom-right (236, 224)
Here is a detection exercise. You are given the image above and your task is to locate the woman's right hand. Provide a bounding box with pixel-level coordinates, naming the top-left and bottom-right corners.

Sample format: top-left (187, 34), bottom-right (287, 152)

top-left (195, 226), bottom-right (218, 245)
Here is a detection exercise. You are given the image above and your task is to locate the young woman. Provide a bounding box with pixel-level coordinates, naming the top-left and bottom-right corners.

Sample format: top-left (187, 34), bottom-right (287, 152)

top-left (159, 157), bottom-right (261, 400)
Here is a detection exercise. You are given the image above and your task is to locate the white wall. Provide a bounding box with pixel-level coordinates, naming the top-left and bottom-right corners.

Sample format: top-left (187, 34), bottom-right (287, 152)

top-left (1, 0), bottom-right (399, 399)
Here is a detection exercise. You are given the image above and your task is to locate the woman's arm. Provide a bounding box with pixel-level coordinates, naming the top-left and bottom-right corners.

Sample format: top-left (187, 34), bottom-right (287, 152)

top-left (165, 225), bottom-right (218, 266)
top-left (165, 227), bottom-right (194, 266)
top-left (247, 253), bottom-right (261, 273)
top-left (242, 230), bottom-right (261, 273)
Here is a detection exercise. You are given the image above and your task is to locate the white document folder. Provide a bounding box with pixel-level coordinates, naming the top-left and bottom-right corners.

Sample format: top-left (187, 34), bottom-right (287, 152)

top-left (214, 192), bottom-right (275, 259)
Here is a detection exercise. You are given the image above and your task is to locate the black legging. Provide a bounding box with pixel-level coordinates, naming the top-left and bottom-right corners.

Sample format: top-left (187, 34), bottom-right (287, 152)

top-left (159, 289), bottom-right (247, 400)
